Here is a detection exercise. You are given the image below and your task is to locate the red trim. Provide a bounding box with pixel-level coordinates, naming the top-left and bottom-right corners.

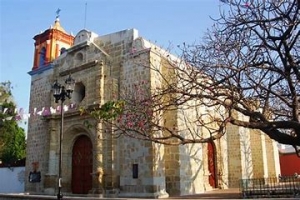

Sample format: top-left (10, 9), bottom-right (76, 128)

top-left (45, 42), bottom-right (50, 63)
top-left (32, 48), bottom-right (39, 69)
top-left (32, 26), bottom-right (74, 70)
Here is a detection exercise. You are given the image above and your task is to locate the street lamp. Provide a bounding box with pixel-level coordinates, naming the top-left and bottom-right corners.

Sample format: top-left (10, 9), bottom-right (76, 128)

top-left (52, 75), bottom-right (75, 200)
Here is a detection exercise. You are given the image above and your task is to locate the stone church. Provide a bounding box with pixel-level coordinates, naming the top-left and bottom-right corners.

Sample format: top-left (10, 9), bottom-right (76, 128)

top-left (25, 17), bottom-right (280, 198)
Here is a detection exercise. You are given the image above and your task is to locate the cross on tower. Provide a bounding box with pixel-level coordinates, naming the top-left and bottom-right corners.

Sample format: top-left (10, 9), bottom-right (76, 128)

top-left (56, 8), bottom-right (61, 19)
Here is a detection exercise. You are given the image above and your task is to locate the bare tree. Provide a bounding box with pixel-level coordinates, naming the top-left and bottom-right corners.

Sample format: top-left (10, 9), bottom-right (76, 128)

top-left (175, 0), bottom-right (300, 147)
top-left (200, 0), bottom-right (298, 141)
top-left (85, 0), bottom-right (300, 151)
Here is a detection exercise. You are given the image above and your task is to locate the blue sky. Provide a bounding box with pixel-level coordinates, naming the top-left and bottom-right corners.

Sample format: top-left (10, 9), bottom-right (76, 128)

top-left (0, 0), bottom-right (221, 131)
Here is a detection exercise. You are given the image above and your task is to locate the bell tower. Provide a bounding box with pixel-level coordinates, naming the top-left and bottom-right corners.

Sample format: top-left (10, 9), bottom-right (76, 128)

top-left (25, 15), bottom-right (74, 194)
top-left (31, 16), bottom-right (74, 71)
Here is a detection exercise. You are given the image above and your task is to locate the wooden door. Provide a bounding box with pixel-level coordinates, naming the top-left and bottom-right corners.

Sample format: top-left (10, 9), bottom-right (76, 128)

top-left (208, 141), bottom-right (217, 188)
top-left (72, 135), bottom-right (93, 194)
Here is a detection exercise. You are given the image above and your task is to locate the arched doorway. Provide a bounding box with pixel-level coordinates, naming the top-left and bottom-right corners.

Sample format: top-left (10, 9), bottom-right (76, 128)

top-left (208, 141), bottom-right (217, 188)
top-left (72, 135), bottom-right (93, 194)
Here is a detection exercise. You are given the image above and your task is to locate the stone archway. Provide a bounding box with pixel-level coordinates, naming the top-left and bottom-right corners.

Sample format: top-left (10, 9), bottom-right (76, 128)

top-left (71, 135), bottom-right (93, 194)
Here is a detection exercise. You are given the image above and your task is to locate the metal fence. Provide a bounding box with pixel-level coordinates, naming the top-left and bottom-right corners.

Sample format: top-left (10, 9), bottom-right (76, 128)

top-left (240, 176), bottom-right (300, 198)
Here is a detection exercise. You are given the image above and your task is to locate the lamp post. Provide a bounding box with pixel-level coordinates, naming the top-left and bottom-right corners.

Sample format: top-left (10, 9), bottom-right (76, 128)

top-left (52, 75), bottom-right (75, 200)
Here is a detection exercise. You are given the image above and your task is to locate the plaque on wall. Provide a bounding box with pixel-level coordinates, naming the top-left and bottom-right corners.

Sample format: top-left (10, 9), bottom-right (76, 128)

top-left (29, 171), bottom-right (41, 183)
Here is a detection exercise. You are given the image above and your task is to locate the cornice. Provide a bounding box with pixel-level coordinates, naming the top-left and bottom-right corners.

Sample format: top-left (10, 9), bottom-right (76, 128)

top-left (59, 60), bottom-right (100, 76)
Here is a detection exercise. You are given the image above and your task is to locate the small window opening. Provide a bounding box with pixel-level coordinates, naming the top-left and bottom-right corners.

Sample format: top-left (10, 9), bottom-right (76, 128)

top-left (76, 52), bottom-right (83, 61)
top-left (60, 47), bottom-right (67, 55)
top-left (39, 47), bottom-right (46, 66)
top-left (72, 82), bottom-right (85, 103)
top-left (132, 164), bottom-right (138, 179)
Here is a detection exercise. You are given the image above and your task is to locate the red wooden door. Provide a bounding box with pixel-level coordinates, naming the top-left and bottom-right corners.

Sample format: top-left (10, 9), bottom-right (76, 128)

top-left (208, 142), bottom-right (217, 188)
top-left (72, 135), bottom-right (93, 194)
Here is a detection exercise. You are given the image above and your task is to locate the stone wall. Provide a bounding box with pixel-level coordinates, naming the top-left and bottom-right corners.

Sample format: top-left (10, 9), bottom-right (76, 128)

top-left (265, 137), bottom-right (278, 177)
top-left (26, 27), bottom-right (281, 198)
top-left (116, 37), bottom-right (168, 198)
top-left (25, 68), bottom-right (53, 194)
top-left (250, 129), bottom-right (264, 178)
top-left (226, 123), bottom-right (242, 188)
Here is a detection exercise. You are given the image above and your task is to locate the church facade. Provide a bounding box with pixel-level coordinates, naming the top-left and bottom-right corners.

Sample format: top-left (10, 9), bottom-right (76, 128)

top-left (25, 18), bottom-right (280, 198)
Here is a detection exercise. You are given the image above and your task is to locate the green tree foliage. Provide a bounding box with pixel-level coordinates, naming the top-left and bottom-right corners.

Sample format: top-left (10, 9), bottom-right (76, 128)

top-left (0, 82), bottom-right (26, 165)
top-left (0, 120), bottom-right (26, 164)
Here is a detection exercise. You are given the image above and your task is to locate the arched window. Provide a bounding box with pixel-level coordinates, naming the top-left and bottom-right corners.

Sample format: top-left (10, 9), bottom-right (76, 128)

top-left (39, 47), bottom-right (46, 66)
top-left (72, 82), bottom-right (85, 103)
top-left (75, 52), bottom-right (83, 61)
top-left (60, 47), bottom-right (67, 55)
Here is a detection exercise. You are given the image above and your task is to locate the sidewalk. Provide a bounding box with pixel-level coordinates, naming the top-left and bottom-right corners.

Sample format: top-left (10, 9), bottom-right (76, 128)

top-left (169, 188), bottom-right (299, 199)
top-left (1, 188), bottom-right (299, 200)
top-left (0, 189), bottom-right (242, 200)
top-left (169, 188), bottom-right (241, 199)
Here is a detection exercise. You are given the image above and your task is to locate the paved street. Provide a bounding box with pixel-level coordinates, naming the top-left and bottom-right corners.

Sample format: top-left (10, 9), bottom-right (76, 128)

top-left (0, 189), bottom-right (241, 200)
top-left (1, 188), bottom-right (299, 200)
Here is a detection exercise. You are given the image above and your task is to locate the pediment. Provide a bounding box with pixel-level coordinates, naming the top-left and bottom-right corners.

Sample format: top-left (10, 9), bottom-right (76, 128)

top-left (74, 29), bottom-right (98, 45)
